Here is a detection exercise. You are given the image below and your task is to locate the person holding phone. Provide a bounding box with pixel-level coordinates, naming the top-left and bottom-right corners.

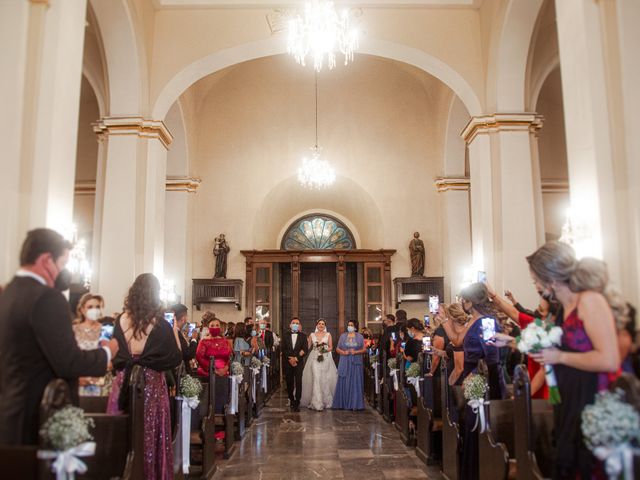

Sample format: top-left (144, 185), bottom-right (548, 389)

top-left (169, 303), bottom-right (198, 374)
top-left (404, 318), bottom-right (426, 366)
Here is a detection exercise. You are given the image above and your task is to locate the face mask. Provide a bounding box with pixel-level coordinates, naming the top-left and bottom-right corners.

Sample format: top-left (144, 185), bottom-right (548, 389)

top-left (260, 324), bottom-right (266, 330)
top-left (209, 327), bottom-right (221, 337)
top-left (347, 326), bottom-right (355, 333)
top-left (251, 330), bottom-right (257, 337)
top-left (408, 330), bottom-right (415, 338)
top-left (86, 308), bottom-right (101, 321)
top-left (291, 324), bottom-right (299, 332)
top-left (54, 268), bottom-right (72, 292)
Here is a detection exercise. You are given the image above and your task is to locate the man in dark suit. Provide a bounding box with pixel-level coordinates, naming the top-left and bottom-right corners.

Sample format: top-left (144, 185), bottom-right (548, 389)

top-left (281, 317), bottom-right (309, 411)
top-left (170, 303), bottom-right (198, 374)
top-left (0, 228), bottom-right (118, 445)
top-left (258, 319), bottom-right (274, 351)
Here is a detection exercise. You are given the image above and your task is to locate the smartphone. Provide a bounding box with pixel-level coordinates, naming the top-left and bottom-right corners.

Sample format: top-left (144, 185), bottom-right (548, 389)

top-left (164, 312), bottom-right (174, 327)
top-left (477, 271), bottom-right (487, 283)
top-left (401, 341), bottom-right (406, 350)
top-left (187, 322), bottom-right (196, 336)
top-left (99, 325), bottom-right (114, 342)
top-left (428, 295), bottom-right (439, 314)
top-left (391, 332), bottom-right (397, 342)
top-left (481, 317), bottom-right (496, 342)
top-left (423, 314), bottom-right (430, 327)
top-left (422, 336), bottom-right (432, 352)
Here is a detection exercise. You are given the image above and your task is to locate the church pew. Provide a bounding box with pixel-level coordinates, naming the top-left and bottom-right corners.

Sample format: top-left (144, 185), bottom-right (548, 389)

top-left (395, 352), bottom-right (415, 446)
top-left (513, 365), bottom-right (554, 480)
top-left (244, 366), bottom-right (254, 427)
top-left (440, 360), bottom-right (463, 480)
top-left (382, 350), bottom-right (395, 423)
top-left (478, 398), bottom-right (515, 480)
top-left (375, 349), bottom-right (384, 415)
top-left (253, 363), bottom-right (264, 418)
top-left (78, 395), bottom-right (109, 414)
top-left (363, 349), bottom-right (376, 408)
top-left (416, 353), bottom-right (442, 466)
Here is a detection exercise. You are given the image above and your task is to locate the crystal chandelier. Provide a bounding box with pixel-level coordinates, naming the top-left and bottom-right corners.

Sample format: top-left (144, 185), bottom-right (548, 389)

top-left (298, 73), bottom-right (336, 189)
top-left (287, 0), bottom-right (359, 72)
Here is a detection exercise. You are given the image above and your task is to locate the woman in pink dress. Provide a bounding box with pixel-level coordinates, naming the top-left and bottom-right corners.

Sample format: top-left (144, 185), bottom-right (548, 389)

top-left (196, 318), bottom-right (233, 377)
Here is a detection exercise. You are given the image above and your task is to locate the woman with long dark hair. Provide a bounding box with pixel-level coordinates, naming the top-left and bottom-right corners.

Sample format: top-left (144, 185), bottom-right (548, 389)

top-left (106, 273), bottom-right (181, 480)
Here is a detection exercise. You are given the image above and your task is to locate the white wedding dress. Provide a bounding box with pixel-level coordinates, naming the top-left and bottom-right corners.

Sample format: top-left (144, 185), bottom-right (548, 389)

top-left (300, 332), bottom-right (338, 411)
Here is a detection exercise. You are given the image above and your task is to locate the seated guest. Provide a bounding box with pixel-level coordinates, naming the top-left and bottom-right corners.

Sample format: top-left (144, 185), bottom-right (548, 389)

top-left (195, 318), bottom-right (232, 377)
top-left (73, 293), bottom-right (108, 396)
top-left (250, 323), bottom-right (267, 358)
top-left (234, 323), bottom-right (254, 366)
top-left (107, 273), bottom-right (181, 479)
top-left (0, 228), bottom-right (117, 445)
top-left (225, 321), bottom-right (235, 338)
top-left (169, 303), bottom-right (198, 374)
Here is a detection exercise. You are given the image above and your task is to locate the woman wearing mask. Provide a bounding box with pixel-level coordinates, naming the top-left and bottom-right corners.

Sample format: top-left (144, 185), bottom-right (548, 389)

top-left (403, 318), bottom-right (426, 367)
top-left (332, 321), bottom-right (366, 410)
top-left (250, 323), bottom-right (266, 359)
top-left (73, 293), bottom-right (106, 396)
top-left (195, 318), bottom-right (233, 377)
top-left (106, 273), bottom-right (182, 480)
top-left (233, 323), bottom-right (253, 366)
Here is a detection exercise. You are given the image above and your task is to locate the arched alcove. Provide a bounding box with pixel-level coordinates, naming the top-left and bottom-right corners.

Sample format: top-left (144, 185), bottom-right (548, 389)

top-left (281, 214), bottom-right (356, 250)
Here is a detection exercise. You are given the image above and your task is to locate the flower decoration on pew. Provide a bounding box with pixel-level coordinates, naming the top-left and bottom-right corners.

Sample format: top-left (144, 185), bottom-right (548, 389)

top-left (387, 357), bottom-right (399, 390)
top-left (516, 319), bottom-right (563, 404)
top-left (406, 362), bottom-right (422, 397)
top-left (250, 356), bottom-right (263, 370)
top-left (38, 405), bottom-right (96, 480)
top-left (231, 361), bottom-right (244, 377)
top-left (582, 389), bottom-right (640, 480)
top-left (463, 374), bottom-right (488, 433)
top-left (387, 357), bottom-right (397, 370)
top-left (180, 374), bottom-right (203, 401)
top-left (177, 375), bottom-right (203, 474)
top-left (263, 356), bottom-right (271, 367)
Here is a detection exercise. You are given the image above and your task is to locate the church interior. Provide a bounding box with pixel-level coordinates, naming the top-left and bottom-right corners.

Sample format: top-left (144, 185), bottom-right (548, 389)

top-left (1, 0), bottom-right (640, 479)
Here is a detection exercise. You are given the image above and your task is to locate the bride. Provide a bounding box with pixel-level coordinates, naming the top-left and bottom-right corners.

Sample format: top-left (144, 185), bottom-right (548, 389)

top-left (300, 319), bottom-right (338, 411)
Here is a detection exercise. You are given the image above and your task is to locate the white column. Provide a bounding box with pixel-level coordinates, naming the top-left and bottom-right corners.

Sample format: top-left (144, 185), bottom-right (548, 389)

top-left (555, 0), bottom-right (620, 279)
top-left (462, 114), bottom-right (543, 307)
top-left (93, 118), bottom-right (173, 311)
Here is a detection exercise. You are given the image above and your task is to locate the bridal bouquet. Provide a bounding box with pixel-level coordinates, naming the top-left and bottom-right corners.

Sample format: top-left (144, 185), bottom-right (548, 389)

top-left (316, 342), bottom-right (329, 362)
top-left (582, 389), bottom-right (640, 479)
top-left (463, 374), bottom-right (488, 433)
top-left (516, 319), bottom-right (563, 404)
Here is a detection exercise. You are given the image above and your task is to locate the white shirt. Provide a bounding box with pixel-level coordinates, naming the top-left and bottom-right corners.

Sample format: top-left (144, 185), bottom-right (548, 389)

top-left (291, 332), bottom-right (298, 348)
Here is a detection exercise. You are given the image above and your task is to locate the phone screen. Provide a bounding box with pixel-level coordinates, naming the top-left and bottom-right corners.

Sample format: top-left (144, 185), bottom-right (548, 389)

top-left (391, 332), bottom-right (397, 341)
top-left (99, 325), bottom-right (114, 342)
top-left (164, 312), bottom-right (174, 327)
top-left (477, 271), bottom-right (487, 283)
top-left (481, 317), bottom-right (496, 342)
top-left (187, 322), bottom-right (196, 336)
top-left (422, 336), bottom-right (431, 352)
top-left (428, 295), bottom-right (439, 314)
top-left (423, 314), bottom-right (430, 327)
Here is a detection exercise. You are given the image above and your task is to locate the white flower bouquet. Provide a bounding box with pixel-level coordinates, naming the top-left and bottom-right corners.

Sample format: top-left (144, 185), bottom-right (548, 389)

top-left (582, 389), bottom-right (640, 479)
top-left (180, 374), bottom-right (203, 400)
top-left (387, 357), bottom-right (397, 370)
top-left (516, 319), bottom-right (563, 404)
top-left (406, 362), bottom-right (421, 378)
top-left (463, 373), bottom-right (487, 402)
top-left (250, 356), bottom-right (262, 369)
top-left (231, 361), bottom-right (244, 376)
top-left (262, 356), bottom-right (271, 366)
top-left (40, 406), bottom-right (94, 451)
top-left (316, 342), bottom-right (329, 362)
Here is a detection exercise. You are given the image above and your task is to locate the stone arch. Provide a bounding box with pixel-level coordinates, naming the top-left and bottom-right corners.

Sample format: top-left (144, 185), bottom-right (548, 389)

top-left (152, 35), bottom-right (482, 120)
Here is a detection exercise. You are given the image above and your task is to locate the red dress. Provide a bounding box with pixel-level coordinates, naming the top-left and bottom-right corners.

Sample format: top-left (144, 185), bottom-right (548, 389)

top-left (517, 312), bottom-right (549, 400)
top-left (196, 337), bottom-right (232, 376)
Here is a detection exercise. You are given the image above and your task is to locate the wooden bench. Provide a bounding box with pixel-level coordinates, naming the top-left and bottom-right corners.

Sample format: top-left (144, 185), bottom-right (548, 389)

top-left (440, 360), bottom-right (463, 480)
top-left (479, 398), bottom-right (515, 480)
top-left (252, 364), bottom-right (264, 418)
top-left (395, 353), bottom-right (416, 446)
top-left (243, 366), bottom-right (254, 428)
top-left (382, 350), bottom-right (395, 423)
top-left (375, 350), bottom-right (384, 415)
top-left (416, 353), bottom-right (442, 466)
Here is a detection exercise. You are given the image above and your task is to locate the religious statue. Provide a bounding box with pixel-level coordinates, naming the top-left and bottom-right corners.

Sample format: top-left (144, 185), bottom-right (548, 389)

top-left (409, 232), bottom-right (425, 276)
top-left (213, 234), bottom-right (230, 279)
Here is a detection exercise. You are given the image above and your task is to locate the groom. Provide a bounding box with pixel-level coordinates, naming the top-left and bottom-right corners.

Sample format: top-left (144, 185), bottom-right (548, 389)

top-left (282, 318), bottom-right (309, 412)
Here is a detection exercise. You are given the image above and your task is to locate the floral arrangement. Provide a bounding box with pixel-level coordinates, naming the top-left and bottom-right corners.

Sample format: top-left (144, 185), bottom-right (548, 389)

top-left (231, 361), bottom-right (244, 376)
top-left (262, 356), bottom-right (271, 366)
top-left (462, 374), bottom-right (488, 402)
top-left (40, 406), bottom-right (94, 451)
top-left (406, 362), bottom-right (421, 378)
top-left (516, 319), bottom-right (563, 404)
top-left (582, 389), bottom-right (640, 451)
top-left (369, 352), bottom-right (379, 364)
top-left (180, 374), bottom-right (202, 399)
top-left (387, 357), bottom-right (397, 370)
top-left (250, 356), bottom-right (262, 369)
top-left (316, 342), bottom-right (329, 362)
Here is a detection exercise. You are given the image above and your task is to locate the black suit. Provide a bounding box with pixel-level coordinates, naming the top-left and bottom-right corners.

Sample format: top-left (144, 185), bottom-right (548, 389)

top-left (179, 334), bottom-right (198, 375)
top-left (281, 331), bottom-right (309, 406)
top-left (262, 330), bottom-right (274, 351)
top-left (0, 276), bottom-right (108, 445)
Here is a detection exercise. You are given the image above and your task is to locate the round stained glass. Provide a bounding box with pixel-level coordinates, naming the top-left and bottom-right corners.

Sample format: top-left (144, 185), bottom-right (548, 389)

top-left (282, 215), bottom-right (355, 250)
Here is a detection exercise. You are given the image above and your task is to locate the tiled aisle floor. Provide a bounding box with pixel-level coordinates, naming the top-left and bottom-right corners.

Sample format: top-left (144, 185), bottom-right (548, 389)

top-left (212, 389), bottom-right (444, 479)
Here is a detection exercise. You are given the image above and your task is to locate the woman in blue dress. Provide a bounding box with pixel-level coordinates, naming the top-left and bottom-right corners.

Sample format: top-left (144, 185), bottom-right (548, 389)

top-left (332, 321), bottom-right (366, 410)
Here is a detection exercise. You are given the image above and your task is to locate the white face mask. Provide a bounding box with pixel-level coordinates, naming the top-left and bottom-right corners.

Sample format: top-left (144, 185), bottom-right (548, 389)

top-left (86, 307), bottom-right (102, 321)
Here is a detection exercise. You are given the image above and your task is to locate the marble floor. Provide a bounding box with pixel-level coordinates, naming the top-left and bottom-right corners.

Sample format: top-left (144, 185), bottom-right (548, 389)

top-left (212, 389), bottom-right (443, 479)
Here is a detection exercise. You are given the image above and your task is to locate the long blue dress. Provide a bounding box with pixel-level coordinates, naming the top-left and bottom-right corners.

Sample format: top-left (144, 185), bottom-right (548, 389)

top-left (332, 332), bottom-right (365, 410)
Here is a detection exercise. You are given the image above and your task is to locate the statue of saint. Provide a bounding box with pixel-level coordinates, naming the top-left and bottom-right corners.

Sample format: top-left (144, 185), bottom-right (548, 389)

top-left (213, 234), bottom-right (230, 279)
top-left (409, 232), bottom-right (425, 277)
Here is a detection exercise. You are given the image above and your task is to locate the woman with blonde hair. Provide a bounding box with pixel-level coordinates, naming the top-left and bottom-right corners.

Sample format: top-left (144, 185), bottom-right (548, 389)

top-left (72, 293), bottom-right (106, 395)
top-left (437, 303), bottom-right (471, 385)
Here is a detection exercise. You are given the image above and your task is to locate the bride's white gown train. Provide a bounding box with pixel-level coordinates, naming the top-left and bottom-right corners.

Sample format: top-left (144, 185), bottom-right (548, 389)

top-left (300, 332), bottom-right (338, 411)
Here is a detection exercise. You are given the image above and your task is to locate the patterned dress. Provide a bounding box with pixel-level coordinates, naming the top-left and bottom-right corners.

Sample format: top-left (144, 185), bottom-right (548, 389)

top-left (73, 322), bottom-right (105, 396)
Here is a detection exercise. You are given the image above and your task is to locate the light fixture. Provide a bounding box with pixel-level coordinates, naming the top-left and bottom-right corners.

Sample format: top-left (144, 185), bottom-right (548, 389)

top-left (287, 0), bottom-right (359, 72)
top-left (64, 225), bottom-right (92, 288)
top-left (159, 278), bottom-right (178, 306)
top-left (559, 207), bottom-right (602, 259)
top-left (298, 73), bottom-right (336, 189)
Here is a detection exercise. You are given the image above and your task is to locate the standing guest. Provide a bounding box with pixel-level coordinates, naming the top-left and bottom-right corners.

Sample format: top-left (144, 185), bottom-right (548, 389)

top-left (244, 316), bottom-right (254, 328)
top-left (282, 318), bottom-right (309, 411)
top-left (430, 304), bottom-right (452, 376)
top-left (73, 293), bottom-right (107, 396)
top-left (332, 321), bottom-right (366, 411)
top-left (380, 313), bottom-right (397, 360)
top-left (107, 273), bottom-right (181, 480)
top-left (404, 318), bottom-right (425, 365)
top-left (267, 322), bottom-right (281, 348)
top-left (259, 319), bottom-right (274, 351)
top-left (169, 303), bottom-right (198, 374)
top-left (250, 323), bottom-right (266, 358)
top-left (196, 318), bottom-right (232, 377)
top-left (361, 327), bottom-right (374, 349)
top-left (0, 228), bottom-right (117, 445)
top-left (439, 303), bottom-right (471, 385)
top-left (233, 323), bottom-right (253, 366)
top-left (225, 322), bottom-right (235, 339)
top-left (527, 242), bottom-right (619, 480)
top-left (199, 311), bottom-right (216, 340)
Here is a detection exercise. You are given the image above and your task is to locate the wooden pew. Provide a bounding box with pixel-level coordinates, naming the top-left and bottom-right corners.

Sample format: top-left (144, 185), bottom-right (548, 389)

top-left (395, 352), bottom-right (415, 446)
top-left (382, 350), bottom-right (395, 423)
top-left (363, 349), bottom-right (377, 409)
top-left (478, 397), bottom-right (515, 480)
top-left (243, 366), bottom-right (254, 428)
top-left (513, 365), bottom-right (554, 480)
top-left (416, 352), bottom-right (442, 466)
top-left (440, 360), bottom-right (463, 480)
top-left (253, 363), bottom-right (264, 418)
top-left (375, 349), bottom-right (384, 415)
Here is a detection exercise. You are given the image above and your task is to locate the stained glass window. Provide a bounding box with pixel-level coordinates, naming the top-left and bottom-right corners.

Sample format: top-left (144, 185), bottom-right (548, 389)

top-left (282, 215), bottom-right (355, 250)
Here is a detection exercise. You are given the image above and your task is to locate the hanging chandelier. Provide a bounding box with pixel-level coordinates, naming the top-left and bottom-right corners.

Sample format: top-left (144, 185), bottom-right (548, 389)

top-left (298, 73), bottom-right (336, 189)
top-left (287, 0), bottom-right (359, 72)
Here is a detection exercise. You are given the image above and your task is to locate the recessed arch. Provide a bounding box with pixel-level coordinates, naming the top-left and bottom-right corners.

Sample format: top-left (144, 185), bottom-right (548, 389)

top-left (152, 35), bottom-right (482, 120)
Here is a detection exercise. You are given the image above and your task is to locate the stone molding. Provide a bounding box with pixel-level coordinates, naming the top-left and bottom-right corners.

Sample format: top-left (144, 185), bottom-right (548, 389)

top-left (93, 117), bottom-right (173, 149)
top-left (461, 113), bottom-right (544, 144)
top-left (75, 176), bottom-right (201, 195)
top-left (435, 176), bottom-right (569, 194)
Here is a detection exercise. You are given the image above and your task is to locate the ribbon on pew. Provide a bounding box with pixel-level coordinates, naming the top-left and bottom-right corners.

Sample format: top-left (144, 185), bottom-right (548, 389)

top-left (468, 399), bottom-right (488, 433)
top-left (407, 376), bottom-right (421, 397)
top-left (229, 374), bottom-right (243, 414)
top-left (176, 396), bottom-right (200, 474)
top-left (261, 364), bottom-right (268, 393)
top-left (372, 363), bottom-right (380, 394)
top-left (594, 443), bottom-right (640, 480)
top-left (390, 369), bottom-right (399, 391)
top-left (251, 367), bottom-right (260, 402)
top-left (38, 441), bottom-right (96, 480)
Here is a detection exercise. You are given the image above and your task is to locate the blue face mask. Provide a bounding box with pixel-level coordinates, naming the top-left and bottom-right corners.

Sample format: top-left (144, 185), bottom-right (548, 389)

top-left (251, 330), bottom-right (257, 337)
top-left (408, 330), bottom-right (415, 338)
top-left (347, 326), bottom-right (355, 333)
top-left (291, 324), bottom-right (299, 332)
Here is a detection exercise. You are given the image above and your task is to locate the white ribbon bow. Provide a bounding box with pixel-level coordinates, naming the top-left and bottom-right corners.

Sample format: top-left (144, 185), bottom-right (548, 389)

top-left (38, 441), bottom-right (96, 480)
top-left (261, 364), bottom-right (268, 393)
top-left (229, 374), bottom-right (243, 414)
top-left (407, 376), bottom-right (421, 397)
top-left (250, 368), bottom-right (260, 402)
top-left (468, 398), bottom-right (488, 433)
top-left (372, 363), bottom-right (380, 394)
top-left (593, 443), bottom-right (640, 480)
top-left (390, 369), bottom-right (399, 391)
top-left (175, 396), bottom-right (199, 474)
